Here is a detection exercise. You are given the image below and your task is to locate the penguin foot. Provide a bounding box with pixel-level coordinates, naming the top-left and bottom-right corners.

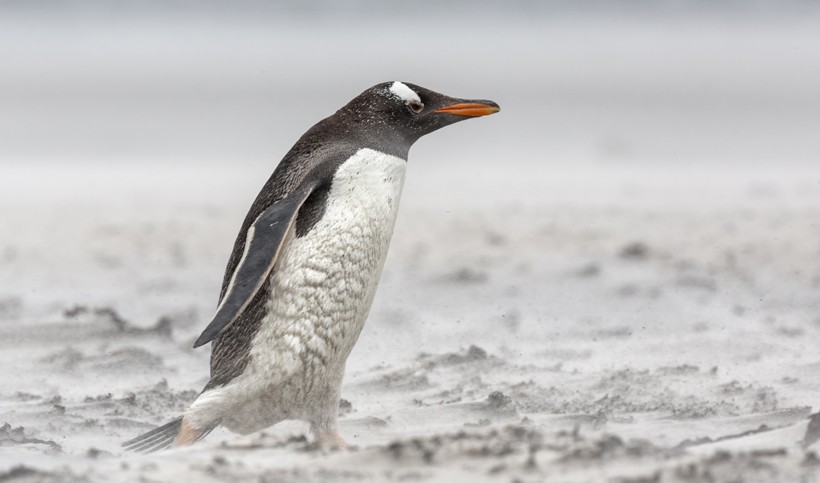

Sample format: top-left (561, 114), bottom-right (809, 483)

top-left (315, 430), bottom-right (350, 449)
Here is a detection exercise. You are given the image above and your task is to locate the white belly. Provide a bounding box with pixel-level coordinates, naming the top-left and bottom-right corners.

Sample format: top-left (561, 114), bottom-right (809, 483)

top-left (194, 148), bottom-right (406, 432)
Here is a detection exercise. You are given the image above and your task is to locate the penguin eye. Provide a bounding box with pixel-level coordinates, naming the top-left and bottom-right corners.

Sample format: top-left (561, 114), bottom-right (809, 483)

top-left (406, 100), bottom-right (424, 113)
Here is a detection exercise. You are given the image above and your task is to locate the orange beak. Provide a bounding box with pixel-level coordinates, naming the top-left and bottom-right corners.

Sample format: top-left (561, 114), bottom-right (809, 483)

top-left (436, 101), bottom-right (500, 117)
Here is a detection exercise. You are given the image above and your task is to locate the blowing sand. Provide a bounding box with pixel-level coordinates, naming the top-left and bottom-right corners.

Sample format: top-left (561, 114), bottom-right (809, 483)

top-left (1, 160), bottom-right (819, 482)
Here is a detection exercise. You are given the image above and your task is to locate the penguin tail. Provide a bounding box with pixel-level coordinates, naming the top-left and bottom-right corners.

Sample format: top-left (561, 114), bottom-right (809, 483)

top-left (804, 412), bottom-right (820, 448)
top-left (122, 416), bottom-right (215, 452)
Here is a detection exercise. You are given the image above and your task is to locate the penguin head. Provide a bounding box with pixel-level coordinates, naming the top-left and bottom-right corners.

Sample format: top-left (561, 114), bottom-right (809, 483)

top-left (337, 81), bottom-right (500, 151)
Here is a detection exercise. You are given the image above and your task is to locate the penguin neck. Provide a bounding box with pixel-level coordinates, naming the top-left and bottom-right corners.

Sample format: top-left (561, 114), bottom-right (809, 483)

top-left (333, 108), bottom-right (412, 160)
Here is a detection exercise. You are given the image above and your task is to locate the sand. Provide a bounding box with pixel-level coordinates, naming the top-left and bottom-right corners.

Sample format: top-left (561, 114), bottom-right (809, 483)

top-left (1, 160), bottom-right (819, 482)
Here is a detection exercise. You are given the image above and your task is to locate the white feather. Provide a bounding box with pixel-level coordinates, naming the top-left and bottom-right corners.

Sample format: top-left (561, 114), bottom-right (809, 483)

top-left (388, 81), bottom-right (421, 103)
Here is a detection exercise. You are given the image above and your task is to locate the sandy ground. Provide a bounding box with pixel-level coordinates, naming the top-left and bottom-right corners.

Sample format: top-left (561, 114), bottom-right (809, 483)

top-left (1, 159), bottom-right (819, 482)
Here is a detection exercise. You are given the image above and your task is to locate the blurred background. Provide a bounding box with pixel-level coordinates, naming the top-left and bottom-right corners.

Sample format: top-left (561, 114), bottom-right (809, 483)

top-left (2, 1), bottom-right (819, 190)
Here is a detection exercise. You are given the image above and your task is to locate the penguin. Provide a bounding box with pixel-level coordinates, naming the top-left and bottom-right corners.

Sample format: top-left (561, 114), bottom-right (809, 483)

top-left (122, 81), bottom-right (499, 451)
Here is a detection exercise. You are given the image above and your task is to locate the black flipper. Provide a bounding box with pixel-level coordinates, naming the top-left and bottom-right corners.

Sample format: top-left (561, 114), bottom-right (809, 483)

top-left (193, 185), bottom-right (316, 348)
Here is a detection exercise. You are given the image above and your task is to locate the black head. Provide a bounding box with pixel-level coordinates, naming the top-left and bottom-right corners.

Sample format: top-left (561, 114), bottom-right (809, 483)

top-left (332, 81), bottom-right (500, 159)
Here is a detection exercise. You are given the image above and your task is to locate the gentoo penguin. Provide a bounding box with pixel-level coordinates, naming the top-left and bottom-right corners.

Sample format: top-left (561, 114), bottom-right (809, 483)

top-left (123, 81), bottom-right (499, 451)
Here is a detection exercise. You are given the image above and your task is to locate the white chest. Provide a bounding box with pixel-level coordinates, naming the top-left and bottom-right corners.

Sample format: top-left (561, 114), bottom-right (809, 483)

top-left (247, 148), bottom-right (407, 389)
top-left (314, 147), bottom-right (408, 243)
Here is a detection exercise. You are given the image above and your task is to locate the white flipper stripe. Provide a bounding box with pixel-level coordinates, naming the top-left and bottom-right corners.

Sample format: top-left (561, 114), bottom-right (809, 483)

top-left (215, 224), bottom-right (256, 314)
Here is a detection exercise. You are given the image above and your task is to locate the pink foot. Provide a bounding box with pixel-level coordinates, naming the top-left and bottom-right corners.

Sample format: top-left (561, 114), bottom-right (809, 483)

top-left (315, 430), bottom-right (350, 449)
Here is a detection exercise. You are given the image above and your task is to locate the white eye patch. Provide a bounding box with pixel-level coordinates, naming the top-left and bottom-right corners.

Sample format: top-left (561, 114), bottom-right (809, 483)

top-left (388, 81), bottom-right (421, 103)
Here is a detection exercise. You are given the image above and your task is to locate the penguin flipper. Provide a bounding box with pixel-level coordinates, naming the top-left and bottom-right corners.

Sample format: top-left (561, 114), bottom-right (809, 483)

top-left (192, 185), bottom-right (315, 348)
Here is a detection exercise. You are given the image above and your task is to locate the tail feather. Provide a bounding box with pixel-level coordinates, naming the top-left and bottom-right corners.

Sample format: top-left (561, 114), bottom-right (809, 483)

top-left (122, 417), bottom-right (183, 453)
top-left (123, 417), bottom-right (217, 452)
top-left (804, 412), bottom-right (820, 448)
